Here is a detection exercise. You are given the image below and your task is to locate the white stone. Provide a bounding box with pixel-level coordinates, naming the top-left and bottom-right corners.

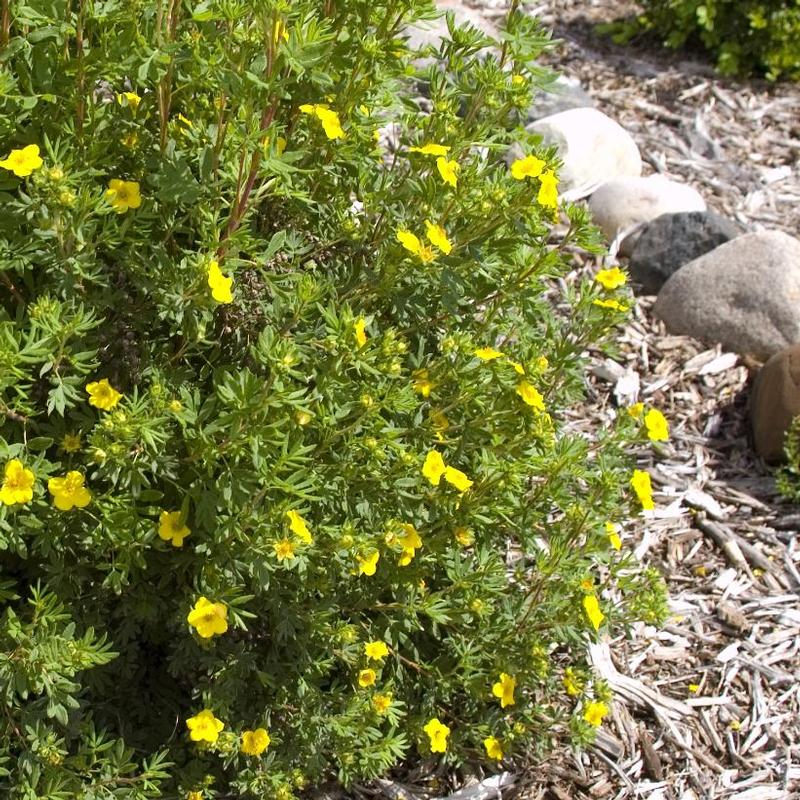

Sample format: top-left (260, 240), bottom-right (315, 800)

top-left (588, 176), bottom-right (706, 251)
top-left (527, 108), bottom-right (642, 200)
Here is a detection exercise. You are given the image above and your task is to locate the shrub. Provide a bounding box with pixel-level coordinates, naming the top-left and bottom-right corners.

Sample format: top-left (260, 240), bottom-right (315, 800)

top-left (0, 1), bottom-right (667, 797)
top-left (777, 417), bottom-right (800, 500)
top-left (631, 0), bottom-right (800, 80)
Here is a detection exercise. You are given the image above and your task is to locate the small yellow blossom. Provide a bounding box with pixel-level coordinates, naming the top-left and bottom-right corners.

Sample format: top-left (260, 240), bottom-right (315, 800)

top-left (86, 378), bottom-right (122, 411)
top-left (207, 260), bottom-right (233, 304)
top-left (299, 104), bottom-right (345, 140)
top-left (116, 91), bottom-right (141, 110)
top-left (423, 717), bottom-right (450, 753)
top-left (583, 700), bottom-right (608, 727)
top-left (0, 460), bottom-right (35, 506)
top-left (509, 359), bottom-right (525, 375)
top-left (429, 409), bottom-right (450, 441)
top-left (492, 673), bottom-right (516, 708)
top-left (595, 267), bottom-right (627, 290)
top-left (517, 381), bottom-right (545, 411)
top-left (631, 469), bottom-right (655, 511)
top-left (593, 298), bottom-right (628, 312)
top-left (159, 510), bottom-right (191, 547)
top-left (273, 19), bottom-right (289, 44)
top-left (0, 144), bottom-right (43, 177)
top-left (413, 368), bottom-right (435, 396)
top-left (121, 132), bottom-right (138, 149)
top-left (357, 550), bottom-right (380, 576)
top-left (436, 156), bottom-right (459, 188)
top-left (444, 465), bottom-right (473, 493)
top-left (274, 537), bottom-right (295, 561)
top-left (358, 668), bottom-right (376, 687)
top-left (62, 433), bottom-right (82, 453)
top-left (397, 522), bottom-right (422, 565)
top-left (409, 143), bottom-right (450, 156)
top-left (354, 317), bottom-right (367, 348)
top-left (644, 408), bottom-right (670, 442)
top-left (176, 113), bottom-right (193, 129)
top-left (537, 170), bottom-right (559, 209)
top-left (583, 595), bottom-right (604, 631)
top-left (688, 683), bottom-right (700, 694)
top-left (169, 399), bottom-right (183, 413)
top-left (605, 521), bottom-right (622, 551)
top-left (372, 693), bottom-right (392, 714)
top-left (475, 347), bottom-right (504, 361)
top-left (187, 792), bottom-right (203, 800)
top-left (628, 402), bottom-right (644, 419)
top-left (422, 450), bottom-right (446, 486)
top-left (511, 155), bottom-right (545, 180)
top-left (511, 73), bottom-right (526, 86)
top-left (296, 410), bottom-right (312, 426)
top-left (483, 736), bottom-right (504, 761)
top-left (186, 709), bottom-right (224, 743)
top-left (424, 220), bottom-right (452, 254)
top-left (397, 229), bottom-right (436, 263)
top-left (187, 597), bottom-right (228, 639)
top-left (105, 179), bottom-right (141, 213)
top-left (48, 472), bottom-right (91, 511)
top-left (241, 728), bottom-right (270, 756)
top-left (286, 509), bottom-right (312, 543)
top-left (563, 667), bottom-right (583, 697)
top-left (364, 640), bottom-right (390, 661)
top-left (454, 526), bottom-right (474, 547)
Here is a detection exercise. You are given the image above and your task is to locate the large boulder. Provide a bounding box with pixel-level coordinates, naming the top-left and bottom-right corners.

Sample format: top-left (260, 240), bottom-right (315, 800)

top-left (526, 108), bottom-right (642, 200)
top-left (588, 176), bottom-right (706, 252)
top-left (654, 231), bottom-right (800, 360)
top-left (629, 211), bottom-right (743, 295)
top-left (527, 76), bottom-right (594, 123)
top-left (750, 345), bottom-right (800, 463)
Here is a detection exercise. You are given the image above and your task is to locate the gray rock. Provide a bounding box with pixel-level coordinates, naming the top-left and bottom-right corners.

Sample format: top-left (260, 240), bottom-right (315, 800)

top-left (527, 108), bottom-right (642, 200)
top-left (588, 176), bottom-right (706, 251)
top-left (404, 2), bottom-right (497, 56)
top-left (527, 76), bottom-right (594, 123)
top-left (654, 231), bottom-right (800, 360)
top-left (629, 211), bottom-right (743, 295)
top-left (750, 344), bottom-right (800, 463)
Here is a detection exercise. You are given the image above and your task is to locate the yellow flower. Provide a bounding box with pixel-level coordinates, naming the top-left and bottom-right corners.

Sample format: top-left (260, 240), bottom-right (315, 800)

top-left (593, 298), bottom-right (628, 312)
top-left (62, 433), bottom-right (82, 453)
top-left (0, 460), bottom-right (35, 506)
top-left (273, 19), bottom-right (289, 44)
top-left (286, 510), bottom-right (312, 543)
top-left (241, 728), bottom-right (270, 756)
top-left (121, 132), bottom-right (139, 149)
top-left (372, 693), bottom-right (392, 714)
top-left (604, 521), bottom-right (622, 551)
top-left (354, 317), bottom-right (367, 348)
top-left (510, 155), bottom-right (545, 180)
top-left (516, 381), bottom-right (545, 411)
top-left (511, 73), bottom-right (526, 85)
top-left (86, 378), bottom-right (122, 411)
top-left (423, 717), bottom-right (450, 753)
top-left (207, 260), bottom-right (233, 304)
top-left (422, 450), bottom-right (446, 486)
top-left (299, 104), bottom-right (345, 140)
top-left (176, 113), bottom-right (193, 129)
top-left (595, 267), bottom-right (627, 290)
top-left (0, 144), bottom-right (43, 177)
top-left (408, 143), bottom-right (450, 156)
top-left (47, 472), bottom-right (91, 511)
top-left (116, 91), bottom-right (141, 110)
top-left (357, 550), bottom-right (380, 576)
top-left (483, 736), bottom-right (504, 761)
top-left (159, 510), bottom-right (191, 547)
top-left (475, 347), bottom-right (504, 361)
top-left (429, 409), bottom-right (449, 441)
top-left (169, 399), bottom-right (183, 413)
top-left (688, 683), bottom-right (700, 694)
top-left (631, 469), bottom-right (655, 511)
top-left (492, 673), bottom-right (516, 708)
top-left (644, 408), bottom-right (669, 442)
top-left (105, 179), bottom-right (141, 213)
top-left (364, 640), bottom-right (390, 661)
top-left (563, 667), bottom-right (583, 697)
top-left (358, 668), bottom-right (376, 687)
top-left (627, 402), bottom-right (644, 419)
top-left (424, 220), bottom-right (452, 254)
top-left (436, 157), bottom-right (459, 188)
top-left (274, 537), bottom-right (295, 561)
top-left (583, 595), bottom-right (604, 631)
top-left (537, 170), bottom-right (559, 209)
top-left (413, 369), bottom-right (435, 397)
top-left (444, 466), bottom-right (473, 493)
top-left (186, 709), bottom-right (224, 743)
top-left (187, 792), bottom-right (203, 800)
top-left (508, 359), bottom-right (525, 375)
top-left (397, 229), bottom-right (436, 263)
top-left (454, 526), bottom-right (474, 547)
top-left (187, 597), bottom-right (228, 639)
top-left (397, 523), bottom-right (422, 566)
top-left (583, 700), bottom-right (608, 727)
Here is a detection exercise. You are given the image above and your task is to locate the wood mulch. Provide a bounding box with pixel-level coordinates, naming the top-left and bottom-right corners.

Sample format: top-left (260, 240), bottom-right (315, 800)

top-left (312, 2), bottom-right (800, 798)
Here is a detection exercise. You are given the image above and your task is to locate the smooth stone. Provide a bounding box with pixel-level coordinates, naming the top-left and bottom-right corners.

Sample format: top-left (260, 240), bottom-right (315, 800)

top-left (629, 211), bottom-right (743, 295)
top-left (527, 108), bottom-right (642, 200)
top-left (527, 76), bottom-right (594, 123)
top-left (588, 176), bottom-right (706, 252)
top-left (750, 344), bottom-right (800, 463)
top-left (654, 231), bottom-right (800, 361)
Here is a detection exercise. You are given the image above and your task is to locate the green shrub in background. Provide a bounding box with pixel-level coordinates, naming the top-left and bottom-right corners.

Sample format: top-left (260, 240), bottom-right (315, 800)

top-left (777, 418), bottom-right (800, 500)
top-left (629, 0), bottom-right (800, 80)
top-left (0, 1), bottom-right (668, 797)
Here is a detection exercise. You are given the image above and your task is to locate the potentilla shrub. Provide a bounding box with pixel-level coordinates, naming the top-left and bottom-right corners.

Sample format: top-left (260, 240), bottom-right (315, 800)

top-left (0, 2), bottom-right (667, 797)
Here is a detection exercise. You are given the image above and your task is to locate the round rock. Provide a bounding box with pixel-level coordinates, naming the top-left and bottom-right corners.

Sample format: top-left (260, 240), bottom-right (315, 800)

top-left (750, 344), bottom-right (800, 463)
top-left (629, 211), bottom-right (743, 295)
top-left (526, 108), bottom-right (642, 200)
top-left (527, 76), bottom-right (594, 123)
top-left (654, 231), bottom-right (800, 361)
top-left (588, 176), bottom-right (706, 251)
